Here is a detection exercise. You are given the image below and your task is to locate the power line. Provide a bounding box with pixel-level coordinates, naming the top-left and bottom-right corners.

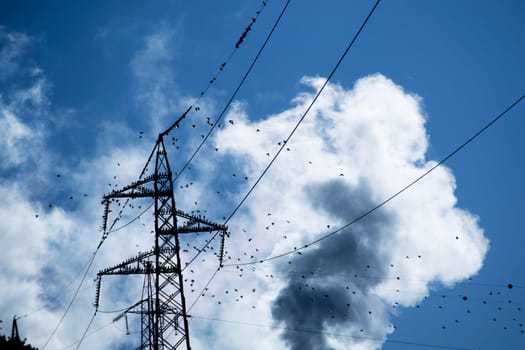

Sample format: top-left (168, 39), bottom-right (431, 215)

top-left (105, 201), bottom-right (153, 234)
top-left (179, 0), bottom-right (294, 273)
top-left (86, 0), bottom-right (286, 287)
top-left (223, 93), bottom-right (525, 267)
top-left (95, 92), bottom-right (524, 350)
top-left (98, 0), bottom-right (276, 240)
top-left (193, 0), bottom-right (270, 104)
top-left (109, 0), bottom-right (294, 236)
top-left (15, 254), bottom-right (97, 321)
top-left (187, 267), bottom-right (221, 313)
top-left (161, 0), bottom-right (270, 139)
top-left (61, 319), bottom-right (114, 350)
top-left (224, 0), bottom-right (382, 224)
top-left (190, 0), bottom-right (382, 263)
top-left (181, 231), bottom-right (221, 272)
top-left (190, 266), bottom-right (523, 320)
top-left (179, 0), bottom-right (382, 313)
top-left (162, 0), bottom-right (271, 139)
top-left (74, 311), bottom-right (97, 350)
top-left (66, 7), bottom-right (281, 338)
top-left (172, 0), bottom-right (293, 183)
top-left (218, 265), bottom-right (525, 292)
top-left (188, 314), bottom-right (474, 350)
top-left (41, 248), bottom-right (100, 349)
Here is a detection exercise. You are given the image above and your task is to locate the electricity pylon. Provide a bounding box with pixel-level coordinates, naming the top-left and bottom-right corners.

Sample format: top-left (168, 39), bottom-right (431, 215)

top-left (95, 109), bottom-right (227, 349)
top-left (11, 316), bottom-right (20, 343)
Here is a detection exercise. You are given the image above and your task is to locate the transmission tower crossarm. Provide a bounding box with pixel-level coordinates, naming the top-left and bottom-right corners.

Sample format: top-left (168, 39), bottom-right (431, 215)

top-left (104, 173), bottom-right (171, 200)
top-left (98, 250), bottom-right (156, 276)
top-left (178, 226), bottom-right (224, 234)
top-left (175, 209), bottom-right (227, 234)
top-left (97, 247), bottom-right (186, 277)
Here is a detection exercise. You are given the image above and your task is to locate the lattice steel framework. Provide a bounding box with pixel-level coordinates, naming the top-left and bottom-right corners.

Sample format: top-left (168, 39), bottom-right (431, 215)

top-left (95, 124), bottom-right (227, 349)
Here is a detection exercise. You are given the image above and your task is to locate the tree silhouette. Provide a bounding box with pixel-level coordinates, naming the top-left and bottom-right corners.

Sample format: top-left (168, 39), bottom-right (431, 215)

top-left (0, 334), bottom-right (38, 350)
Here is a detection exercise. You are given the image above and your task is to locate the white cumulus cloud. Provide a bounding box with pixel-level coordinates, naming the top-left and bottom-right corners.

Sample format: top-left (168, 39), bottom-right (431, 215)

top-left (195, 73), bottom-right (489, 349)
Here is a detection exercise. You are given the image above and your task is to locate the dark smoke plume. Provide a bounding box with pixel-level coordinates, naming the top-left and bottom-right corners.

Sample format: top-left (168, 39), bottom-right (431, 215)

top-left (272, 179), bottom-right (393, 350)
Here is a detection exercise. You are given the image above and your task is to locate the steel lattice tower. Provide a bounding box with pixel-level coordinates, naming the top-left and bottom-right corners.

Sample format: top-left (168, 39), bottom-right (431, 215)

top-left (95, 110), bottom-right (227, 349)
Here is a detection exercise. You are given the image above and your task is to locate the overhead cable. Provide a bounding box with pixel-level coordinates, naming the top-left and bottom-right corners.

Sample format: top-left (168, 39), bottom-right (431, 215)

top-left (188, 314), bottom-right (474, 350)
top-left (74, 311), bottom-right (97, 350)
top-left (182, 0), bottom-right (382, 308)
top-left (101, 0), bottom-right (274, 238)
top-left (173, 0), bottom-right (293, 183)
top-left (223, 0), bottom-right (381, 224)
top-left (224, 93), bottom-right (525, 267)
top-left (41, 247), bottom-right (100, 349)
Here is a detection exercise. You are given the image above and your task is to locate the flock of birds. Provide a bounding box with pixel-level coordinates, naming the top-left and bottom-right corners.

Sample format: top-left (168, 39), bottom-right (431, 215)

top-left (30, 69), bottom-right (523, 350)
top-left (26, 0), bottom-right (523, 347)
top-left (83, 109), bottom-right (523, 343)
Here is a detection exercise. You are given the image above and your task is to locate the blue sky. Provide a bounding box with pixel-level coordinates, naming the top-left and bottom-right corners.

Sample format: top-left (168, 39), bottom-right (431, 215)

top-left (0, 1), bottom-right (524, 349)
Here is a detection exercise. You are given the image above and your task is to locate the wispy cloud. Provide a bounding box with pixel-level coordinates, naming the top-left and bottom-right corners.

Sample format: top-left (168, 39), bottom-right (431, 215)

top-left (0, 107), bottom-right (33, 169)
top-left (130, 23), bottom-right (185, 133)
top-left (0, 26), bottom-right (31, 81)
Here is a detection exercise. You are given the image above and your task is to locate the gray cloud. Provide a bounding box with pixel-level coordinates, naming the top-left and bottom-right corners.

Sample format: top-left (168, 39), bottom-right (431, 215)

top-left (273, 179), bottom-right (392, 349)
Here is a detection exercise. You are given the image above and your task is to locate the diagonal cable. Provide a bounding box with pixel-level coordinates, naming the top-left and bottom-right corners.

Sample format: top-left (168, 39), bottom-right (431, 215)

top-left (224, 0), bottom-right (381, 224)
top-left (182, 0), bottom-right (382, 273)
top-left (181, 2), bottom-right (383, 317)
top-left (173, 0), bottom-right (293, 183)
top-left (223, 93), bottom-right (525, 267)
